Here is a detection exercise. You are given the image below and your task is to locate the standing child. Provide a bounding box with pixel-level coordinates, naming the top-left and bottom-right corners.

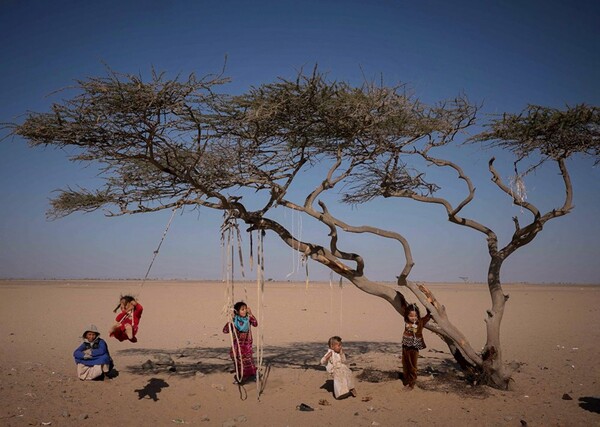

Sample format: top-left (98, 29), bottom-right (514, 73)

top-left (223, 301), bottom-right (258, 383)
top-left (320, 336), bottom-right (357, 399)
top-left (401, 301), bottom-right (432, 390)
top-left (73, 324), bottom-right (113, 380)
top-left (109, 295), bottom-right (143, 343)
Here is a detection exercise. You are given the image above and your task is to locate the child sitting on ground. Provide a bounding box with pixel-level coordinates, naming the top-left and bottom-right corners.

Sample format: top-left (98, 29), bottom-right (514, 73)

top-left (320, 336), bottom-right (357, 399)
top-left (73, 324), bottom-right (113, 380)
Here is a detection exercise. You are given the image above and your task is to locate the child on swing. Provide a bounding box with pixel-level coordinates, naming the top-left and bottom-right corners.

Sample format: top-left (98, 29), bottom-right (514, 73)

top-left (320, 336), bottom-right (357, 399)
top-left (222, 301), bottom-right (258, 384)
top-left (109, 295), bottom-right (143, 343)
top-left (401, 297), bottom-right (433, 390)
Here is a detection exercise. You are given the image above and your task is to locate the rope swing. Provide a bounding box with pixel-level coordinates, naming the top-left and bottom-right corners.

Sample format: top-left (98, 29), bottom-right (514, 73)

top-left (221, 215), bottom-right (244, 386)
top-left (110, 205), bottom-right (180, 343)
top-left (139, 206), bottom-right (180, 291)
top-left (221, 214), bottom-right (266, 401)
top-left (255, 229), bottom-right (266, 400)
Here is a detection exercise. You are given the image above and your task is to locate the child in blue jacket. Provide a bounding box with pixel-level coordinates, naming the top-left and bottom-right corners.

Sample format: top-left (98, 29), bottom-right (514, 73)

top-left (73, 324), bottom-right (113, 380)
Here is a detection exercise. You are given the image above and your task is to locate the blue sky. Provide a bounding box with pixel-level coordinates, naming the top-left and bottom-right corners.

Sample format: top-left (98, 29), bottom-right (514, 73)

top-left (1, 1), bottom-right (598, 283)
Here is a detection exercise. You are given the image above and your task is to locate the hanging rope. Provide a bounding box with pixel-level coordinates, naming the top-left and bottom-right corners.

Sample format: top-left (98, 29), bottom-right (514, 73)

top-left (285, 209), bottom-right (303, 280)
top-left (338, 275), bottom-right (344, 334)
top-left (509, 162), bottom-right (528, 213)
top-left (138, 205), bottom-right (180, 291)
top-left (220, 214), bottom-right (267, 400)
top-left (329, 271), bottom-right (334, 327)
top-left (255, 230), bottom-right (266, 400)
top-left (221, 214), bottom-right (245, 385)
top-left (114, 205), bottom-right (180, 330)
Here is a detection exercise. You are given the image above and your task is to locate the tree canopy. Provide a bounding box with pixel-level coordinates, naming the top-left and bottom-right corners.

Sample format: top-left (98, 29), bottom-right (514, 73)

top-left (7, 67), bottom-right (599, 389)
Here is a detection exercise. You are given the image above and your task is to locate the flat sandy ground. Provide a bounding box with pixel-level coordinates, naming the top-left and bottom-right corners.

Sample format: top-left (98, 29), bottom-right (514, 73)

top-left (0, 280), bottom-right (598, 426)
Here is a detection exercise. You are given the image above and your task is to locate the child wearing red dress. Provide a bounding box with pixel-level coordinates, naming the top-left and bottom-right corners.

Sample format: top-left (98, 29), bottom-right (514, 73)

top-left (223, 301), bottom-right (258, 384)
top-left (109, 295), bottom-right (143, 343)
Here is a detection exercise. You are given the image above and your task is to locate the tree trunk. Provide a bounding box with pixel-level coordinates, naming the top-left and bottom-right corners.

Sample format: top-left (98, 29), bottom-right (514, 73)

top-left (480, 256), bottom-right (512, 389)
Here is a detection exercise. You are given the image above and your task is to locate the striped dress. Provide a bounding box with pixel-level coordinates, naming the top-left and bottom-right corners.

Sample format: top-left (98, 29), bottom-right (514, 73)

top-left (223, 315), bottom-right (258, 380)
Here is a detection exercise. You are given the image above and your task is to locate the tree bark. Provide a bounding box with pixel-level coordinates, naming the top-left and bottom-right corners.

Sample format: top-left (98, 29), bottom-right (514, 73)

top-left (480, 256), bottom-right (511, 389)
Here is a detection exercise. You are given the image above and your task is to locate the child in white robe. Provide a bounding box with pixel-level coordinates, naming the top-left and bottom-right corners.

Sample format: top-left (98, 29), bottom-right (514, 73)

top-left (320, 336), bottom-right (357, 399)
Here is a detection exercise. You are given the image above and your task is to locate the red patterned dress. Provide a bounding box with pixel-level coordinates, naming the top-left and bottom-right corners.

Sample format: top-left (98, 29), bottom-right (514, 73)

top-left (223, 315), bottom-right (258, 380)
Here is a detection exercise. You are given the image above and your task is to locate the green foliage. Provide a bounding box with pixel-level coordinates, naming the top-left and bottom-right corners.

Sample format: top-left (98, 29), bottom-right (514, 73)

top-left (472, 104), bottom-right (600, 165)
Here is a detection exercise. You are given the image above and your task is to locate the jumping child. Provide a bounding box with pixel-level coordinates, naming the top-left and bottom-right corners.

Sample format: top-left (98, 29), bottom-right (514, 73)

top-left (223, 301), bottom-right (258, 383)
top-left (109, 295), bottom-right (143, 343)
top-left (320, 336), bottom-right (357, 399)
top-left (401, 300), bottom-right (432, 390)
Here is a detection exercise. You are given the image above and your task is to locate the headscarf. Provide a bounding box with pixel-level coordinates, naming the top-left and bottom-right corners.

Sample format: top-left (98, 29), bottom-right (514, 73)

top-left (233, 314), bottom-right (250, 332)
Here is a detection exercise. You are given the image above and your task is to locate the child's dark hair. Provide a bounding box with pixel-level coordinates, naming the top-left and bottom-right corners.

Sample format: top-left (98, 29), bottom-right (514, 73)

top-left (233, 301), bottom-right (247, 315)
top-left (113, 295), bottom-right (136, 313)
top-left (404, 303), bottom-right (421, 322)
top-left (328, 336), bottom-right (342, 348)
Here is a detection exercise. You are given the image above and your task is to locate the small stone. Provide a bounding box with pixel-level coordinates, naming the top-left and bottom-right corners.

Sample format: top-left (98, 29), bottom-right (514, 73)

top-left (78, 414), bottom-right (89, 420)
top-left (141, 360), bottom-right (155, 370)
top-left (234, 415), bottom-right (247, 422)
top-left (191, 405), bottom-right (201, 411)
top-left (520, 420), bottom-right (528, 426)
top-left (562, 393), bottom-right (573, 400)
top-left (62, 411), bottom-right (70, 417)
top-left (222, 420), bottom-right (236, 427)
top-left (155, 354), bottom-right (175, 366)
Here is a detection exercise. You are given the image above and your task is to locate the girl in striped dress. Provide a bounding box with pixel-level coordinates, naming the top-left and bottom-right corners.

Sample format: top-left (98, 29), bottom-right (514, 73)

top-left (223, 301), bottom-right (258, 383)
top-left (401, 302), bottom-right (431, 389)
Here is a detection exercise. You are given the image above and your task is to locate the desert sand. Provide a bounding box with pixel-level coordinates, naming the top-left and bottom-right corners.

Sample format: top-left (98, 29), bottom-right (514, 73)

top-left (0, 280), bottom-right (598, 426)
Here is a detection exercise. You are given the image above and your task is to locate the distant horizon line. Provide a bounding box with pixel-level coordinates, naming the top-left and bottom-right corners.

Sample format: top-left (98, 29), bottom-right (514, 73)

top-left (1, 277), bottom-right (598, 286)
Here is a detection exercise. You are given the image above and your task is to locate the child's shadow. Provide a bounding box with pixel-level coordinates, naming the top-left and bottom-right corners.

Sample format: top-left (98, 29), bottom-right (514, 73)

top-left (134, 378), bottom-right (170, 401)
top-left (320, 380), bottom-right (334, 394)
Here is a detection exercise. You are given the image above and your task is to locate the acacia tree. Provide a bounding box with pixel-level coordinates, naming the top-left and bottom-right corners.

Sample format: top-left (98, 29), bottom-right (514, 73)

top-left (7, 68), bottom-right (599, 389)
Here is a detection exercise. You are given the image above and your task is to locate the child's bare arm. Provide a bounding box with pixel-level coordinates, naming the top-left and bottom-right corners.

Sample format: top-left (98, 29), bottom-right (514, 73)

top-left (320, 349), bottom-right (332, 365)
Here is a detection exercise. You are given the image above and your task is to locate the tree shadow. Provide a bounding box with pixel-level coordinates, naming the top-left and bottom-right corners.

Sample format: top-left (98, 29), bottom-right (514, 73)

top-left (134, 377), bottom-right (170, 401)
top-left (115, 341), bottom-right (485, 397)
top-left (579, 396), bottom-right (600, 414)
top-left (357, 368), bottom-right (401, 383)
top-left (116, 341), bottom-right (403, 377)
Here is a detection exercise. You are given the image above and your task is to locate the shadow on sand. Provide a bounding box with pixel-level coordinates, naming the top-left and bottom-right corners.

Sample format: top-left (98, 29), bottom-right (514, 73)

top-left (134, 377), bottom-right (170, 401)
top-left (116, 341), bottom-right (488, 398)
